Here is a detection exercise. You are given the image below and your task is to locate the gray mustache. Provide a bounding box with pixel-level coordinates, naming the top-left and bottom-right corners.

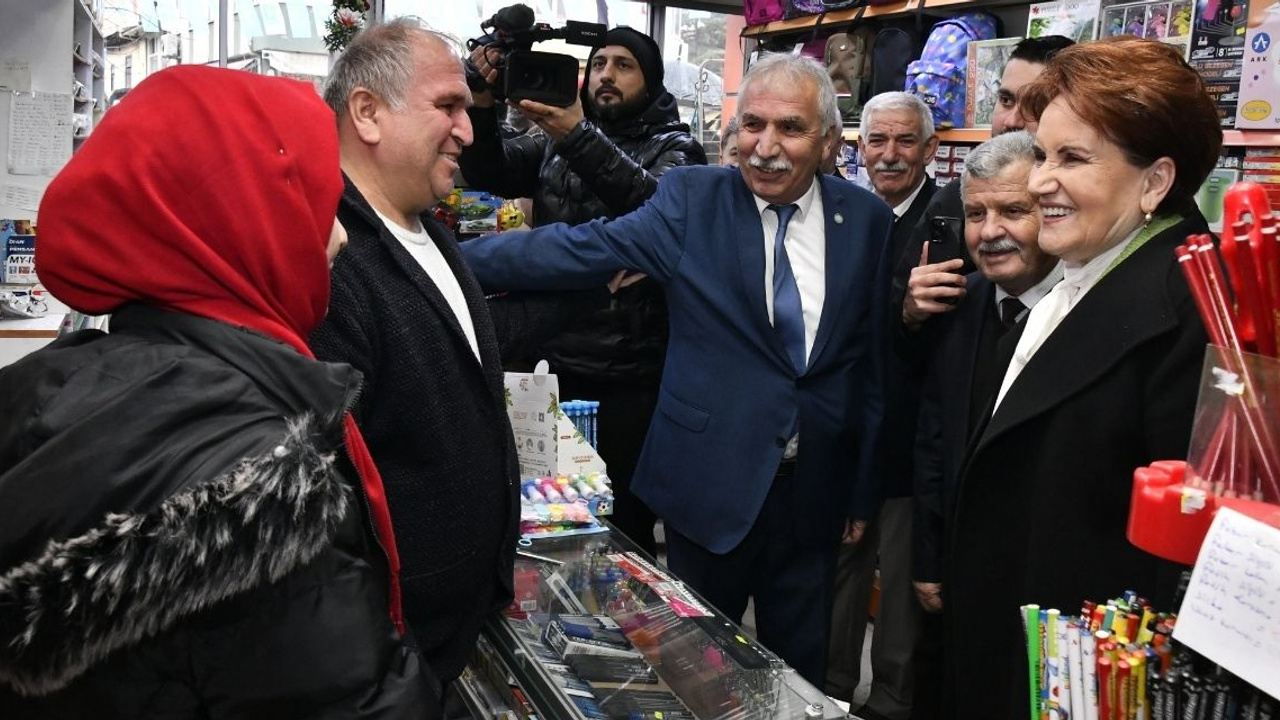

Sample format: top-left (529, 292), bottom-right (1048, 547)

top-left (977, 238), bottom-right (1019, 254)
top-left (873, 161), bottom-right (909, 172)
top-left (748, 154), bottom-right (793, 173)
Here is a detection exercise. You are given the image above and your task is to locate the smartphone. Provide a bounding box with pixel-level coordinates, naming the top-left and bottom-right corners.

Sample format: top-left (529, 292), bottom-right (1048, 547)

top-left (928, 216), bottom-right (964, 305)
top-left (929, 216), bottom-right (963, 246)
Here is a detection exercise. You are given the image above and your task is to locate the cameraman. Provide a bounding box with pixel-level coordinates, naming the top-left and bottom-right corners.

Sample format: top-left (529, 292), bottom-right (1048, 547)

top-left (462, 26), bottom-right (705, 555)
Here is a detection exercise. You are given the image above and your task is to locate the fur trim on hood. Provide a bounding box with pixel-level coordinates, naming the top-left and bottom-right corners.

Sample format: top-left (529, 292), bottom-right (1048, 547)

top-left (0, 414), bottom-right (351, 697)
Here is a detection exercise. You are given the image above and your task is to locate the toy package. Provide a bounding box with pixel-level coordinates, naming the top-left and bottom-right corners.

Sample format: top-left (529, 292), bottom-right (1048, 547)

top-left (1099, 0), bottom-right (1194, 55)
top-left (0, 219), bottom-right (36, 285)
top-left (1026, 0), bottom-right (1101, 41)
top-left (1189, 0), bottom-right (1250, 127)
top-left (1236, 0), bottom-right (1280, 127)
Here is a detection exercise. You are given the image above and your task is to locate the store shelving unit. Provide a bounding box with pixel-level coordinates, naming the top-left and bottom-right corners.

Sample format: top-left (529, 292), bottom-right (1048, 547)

top-left (72, 0), bottom-right (105, 148)
top-left (744, 0), bottom-right (1280, 148)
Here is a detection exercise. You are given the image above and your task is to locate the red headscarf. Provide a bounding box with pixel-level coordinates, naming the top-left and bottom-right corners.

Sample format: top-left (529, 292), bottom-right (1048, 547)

top-left (38, 65), bottom-right (338, 352)
top-left (37, 66), bottom-right (405, 633)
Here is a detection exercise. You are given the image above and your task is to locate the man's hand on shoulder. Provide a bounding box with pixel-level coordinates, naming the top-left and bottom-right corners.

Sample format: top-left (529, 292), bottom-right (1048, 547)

top-left (904, 242), bottom-right (966, 328)
top-left (513, 98), bottom-right (585, 142)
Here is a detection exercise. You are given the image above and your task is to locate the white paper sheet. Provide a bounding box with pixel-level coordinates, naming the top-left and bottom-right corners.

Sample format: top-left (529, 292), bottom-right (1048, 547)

top-left (7, 92), bottom-right (72, 176)
top-left (1173, 507), bottom-right (1280, 698)
top-left (1, 183), bottom-right (42, 212)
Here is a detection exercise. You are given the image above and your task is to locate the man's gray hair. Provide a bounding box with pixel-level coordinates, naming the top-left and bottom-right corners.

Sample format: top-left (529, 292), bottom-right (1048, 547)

top-left (322, 17), bottom-right (458, 119)
top-left (859, 91), bottom-right (935, 141)
top-left (737, 53), bottom-right (840, 135)
top-left (720, 116), bottom-right (740, 150)
top-left (960, 130), bottom-right (1036, 198)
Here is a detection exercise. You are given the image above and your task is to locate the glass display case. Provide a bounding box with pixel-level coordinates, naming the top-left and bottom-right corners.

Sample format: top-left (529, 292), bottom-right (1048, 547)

top-left (457, 528), bottom-right (851, 720)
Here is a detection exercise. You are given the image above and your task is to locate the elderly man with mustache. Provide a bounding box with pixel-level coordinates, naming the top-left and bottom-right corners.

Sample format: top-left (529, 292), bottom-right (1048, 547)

top-left (463, 53), bottom-right (893, 685)
top-left (825, 90), bottom-right (939, 720)
top-left (910, 131), bottom-right (1061, 719)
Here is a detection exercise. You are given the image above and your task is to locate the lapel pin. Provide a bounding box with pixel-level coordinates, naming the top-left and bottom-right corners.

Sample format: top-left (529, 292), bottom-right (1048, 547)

top-left (834, 213), bottom-right (844, 224)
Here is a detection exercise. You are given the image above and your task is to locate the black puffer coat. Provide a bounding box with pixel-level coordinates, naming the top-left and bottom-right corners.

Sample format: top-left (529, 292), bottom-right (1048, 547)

top-left (460, 91), bottom-right (706, 381)
top-left (0, 306), bottom-right (435, 719)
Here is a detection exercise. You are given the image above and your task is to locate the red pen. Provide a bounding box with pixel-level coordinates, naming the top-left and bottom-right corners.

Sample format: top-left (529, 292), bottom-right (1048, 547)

top-left (1177, 244), bottom-right (1227, 346)
top-left (1124, 613), bottom-right (1140, 645)
top-left (1098, 655), bottom-right (1115, 720)
top-left (1116, 659), bottom-right (1131, 720)
top-left (1230, 232), bottom-right (1275, 355)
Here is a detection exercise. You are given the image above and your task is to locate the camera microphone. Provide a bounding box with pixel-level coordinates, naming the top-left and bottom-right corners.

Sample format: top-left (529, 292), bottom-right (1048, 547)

top-left (482, 3), bottom-right (536, 34)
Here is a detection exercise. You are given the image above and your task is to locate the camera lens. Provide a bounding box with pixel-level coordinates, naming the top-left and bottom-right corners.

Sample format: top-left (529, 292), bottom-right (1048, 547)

top-left (521, 69), bottom-right (545, 87)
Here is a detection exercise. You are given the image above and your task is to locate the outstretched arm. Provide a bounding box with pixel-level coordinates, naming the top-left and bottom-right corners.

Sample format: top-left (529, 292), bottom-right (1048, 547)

top-left (460, 166), bottom-right (697, 294)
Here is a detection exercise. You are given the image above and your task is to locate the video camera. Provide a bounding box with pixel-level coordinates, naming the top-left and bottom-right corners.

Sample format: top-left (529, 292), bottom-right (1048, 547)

top-left (466, 4), bottom-right (606, 107)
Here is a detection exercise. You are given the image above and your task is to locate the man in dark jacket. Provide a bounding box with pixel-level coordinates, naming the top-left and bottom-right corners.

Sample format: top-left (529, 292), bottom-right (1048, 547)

top-left (826, 91), bottom-right (937, 720)
top-left (312, 21), bottom-right (537, 708)
top-left (463, 27), bottom-right (706, 554)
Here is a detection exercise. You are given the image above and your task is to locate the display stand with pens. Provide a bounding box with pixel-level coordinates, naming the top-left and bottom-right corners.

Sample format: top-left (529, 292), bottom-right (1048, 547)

top-left (1128, 182), bottom-right (1280, 561)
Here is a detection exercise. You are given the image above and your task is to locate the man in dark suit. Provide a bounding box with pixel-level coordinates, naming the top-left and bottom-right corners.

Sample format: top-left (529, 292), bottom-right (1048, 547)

top-left (908, 132), bottom-right (1060, 719)
top-left (310, 21), bottom-right (571, 710)
top-left (462, 53), bottom-right (893, 685)
top-left (825, 91), bottom-right (937, 719)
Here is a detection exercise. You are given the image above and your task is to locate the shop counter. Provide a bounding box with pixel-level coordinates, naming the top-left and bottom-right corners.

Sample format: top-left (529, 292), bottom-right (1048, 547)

top-left (458, 526), bottom-right (853, 720)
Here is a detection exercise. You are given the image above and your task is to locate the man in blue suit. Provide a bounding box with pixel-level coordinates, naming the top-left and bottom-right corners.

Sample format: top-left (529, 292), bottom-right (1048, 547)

top-left (462, 53), bottom-right (893, 684)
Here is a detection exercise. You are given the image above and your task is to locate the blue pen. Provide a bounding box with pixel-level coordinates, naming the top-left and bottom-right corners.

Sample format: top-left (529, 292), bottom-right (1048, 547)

top-left (589, 400), bottom-right (599, 448)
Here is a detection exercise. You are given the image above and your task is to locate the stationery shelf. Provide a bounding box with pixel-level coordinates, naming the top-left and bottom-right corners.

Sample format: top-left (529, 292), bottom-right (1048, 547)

top-left (843, 127), bottom-right (994, 143)
top-left (841, 127), bottom-right (1280, 147)
top-left (742, 0), bottom-right (1027, 37)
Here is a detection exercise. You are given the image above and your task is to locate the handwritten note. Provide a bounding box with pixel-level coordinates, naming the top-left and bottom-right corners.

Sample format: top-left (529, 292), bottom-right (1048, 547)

top-left (0, 59), bottom-right (31, 92)
top-left (2, 183), bottom-right (42, 212)
top-left (1173, 507), bottom-right (1280, 698)
top-left (7, 92), bottom-right (72, 176)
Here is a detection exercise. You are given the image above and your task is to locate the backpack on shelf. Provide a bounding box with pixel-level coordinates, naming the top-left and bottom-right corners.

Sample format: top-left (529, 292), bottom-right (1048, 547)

top-left (785, 0), bottom-right (863, 19)
top-left (746, 0), bottom-right (786, 26)
top-left (869, 24), bottom-right (924, 100)
top-left (904, 12), bottom-right (998, 128)
top-left (826, 26), bottom-right (877, 120)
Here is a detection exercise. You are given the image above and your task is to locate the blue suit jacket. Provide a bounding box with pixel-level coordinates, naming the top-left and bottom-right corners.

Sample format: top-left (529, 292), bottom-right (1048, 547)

top-left (462, 166), bottom-right (894, 553)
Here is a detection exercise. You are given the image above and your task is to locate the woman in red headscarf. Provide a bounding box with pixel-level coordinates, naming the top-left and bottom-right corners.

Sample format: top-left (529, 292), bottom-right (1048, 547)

top-left (0, 66), bottom-right (436, 718)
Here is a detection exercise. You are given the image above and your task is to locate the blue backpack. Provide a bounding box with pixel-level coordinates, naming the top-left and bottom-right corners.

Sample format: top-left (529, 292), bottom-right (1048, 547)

top-left (904, 12), bottom-right (998, 128)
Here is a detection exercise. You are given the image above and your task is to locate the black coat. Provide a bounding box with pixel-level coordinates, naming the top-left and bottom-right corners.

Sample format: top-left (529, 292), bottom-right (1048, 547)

top-left (310, 179), bottom-right (523, 690)
top-left (880, 179), bottom-right (938, 497)
top-left (912, 274), bottom-right (1002, 583)
top-left (0, 306), bottom-right (433, 719)
top-left (459, 92), bottom-right (706, 382)
top-left (943, 215), bottom-right (1209, 718)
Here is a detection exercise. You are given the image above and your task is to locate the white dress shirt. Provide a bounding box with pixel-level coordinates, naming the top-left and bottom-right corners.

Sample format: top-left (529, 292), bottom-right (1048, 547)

top-left (373, 208), bottom-right (481, 362)
top-left (754, 178), bottom-right (826, 459)
top-left (754, 177), bottom-right (826, 364)
top-left (888, 178), bottom-right (928, 220)
top-left (993, 230), bottom-right (1134, 412)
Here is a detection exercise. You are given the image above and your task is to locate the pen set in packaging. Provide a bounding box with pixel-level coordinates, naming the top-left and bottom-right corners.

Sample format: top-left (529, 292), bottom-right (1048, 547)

top-left (518, 473), bottom-right (615, 537)
top-left (560, 400), bottom-right (601, 449)
top-left (1021, 588), bottom-right (1276, 720)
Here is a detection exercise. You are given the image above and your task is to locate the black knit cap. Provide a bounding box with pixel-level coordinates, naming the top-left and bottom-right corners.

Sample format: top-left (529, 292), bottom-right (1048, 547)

top-left (585, 27), bottom-right (665, 101)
